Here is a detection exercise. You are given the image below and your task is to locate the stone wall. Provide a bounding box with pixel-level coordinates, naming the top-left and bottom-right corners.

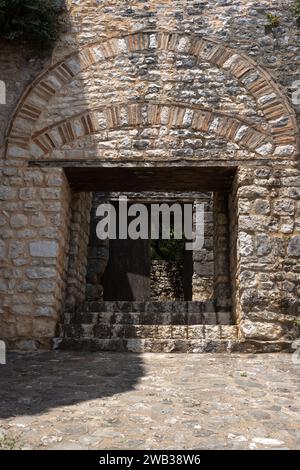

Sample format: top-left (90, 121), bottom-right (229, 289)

top-left (0, 168), bottom-right (72, 350)
top-left (150, 260), bottom-right (184, 301)
top-left (192, 275), bottom-right (214, 302)
top-left (193, 195), bottom-right (214, 301)
top-left (85, 193), bottom-right (109, 301)
top-left (228, 172), bottom-right (239, 324)
top-left (0, 0), bottom-right (299, 350)
top-left (235, 167), bottom-right (300, 346)
top-left (213, 193), bottom-right (232, 311)
top-left (65, 191), bottom-right (92, 309)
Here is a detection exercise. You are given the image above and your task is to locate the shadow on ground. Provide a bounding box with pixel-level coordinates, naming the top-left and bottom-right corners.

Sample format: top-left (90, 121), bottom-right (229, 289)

top-left (0, 351), bottom-right (144, 419)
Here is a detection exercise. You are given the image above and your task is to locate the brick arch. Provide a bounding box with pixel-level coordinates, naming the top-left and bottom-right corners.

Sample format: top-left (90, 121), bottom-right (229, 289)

top-left (5, 31), bottom-right (298, 160)
top-left (29, 102), bottom-right (272, 159)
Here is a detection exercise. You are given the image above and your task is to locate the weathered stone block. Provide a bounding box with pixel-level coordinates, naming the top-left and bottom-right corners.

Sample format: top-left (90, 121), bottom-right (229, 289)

top-left (288, 236), bottom-right (300, 257)
top-left (0, 240), bottom-right (7, 259)
top-left (34, 306), bottom-right (56, 317)
top-left (0, 187), bottom-right (18, 200)
top-left (10, 214), bottom-right (28, 228)
top-left (26, 268), bottom-right (56, 279)
top-left (29, 241), bottom-right (58, 258)
top-left (254, 199), bottom-right (270, 215)
top-left (37, 279), bottom-right (56, 293)
top-left (31, 214), bottom-right (47, 227)
top-left (217, 311), bottom-right (232, 325)
top-left (239, 232), bottom-right (253, 256)
top-left (256, 234), bottom-right (272, 256)
top-left (240, 320), bottom-right (284, 341)
top-left (33, 318), bottom-right (57, 338)
top-left (273, 200), bottom-right (294, 216)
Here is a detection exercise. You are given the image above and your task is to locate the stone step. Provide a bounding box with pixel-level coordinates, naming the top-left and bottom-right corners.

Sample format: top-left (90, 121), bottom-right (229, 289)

top-left (64, 309), bottom-right (231, 326)
top-left (77, 301), bottom-right (216, 314)
top-left (63, 324), bottom-right (237, 341)
top-left (60, 326), bottom-right (238, 353)
top-left (61, 301), bottom-right (234, 352)
top-left (64, 301), bottom-right (232, 326)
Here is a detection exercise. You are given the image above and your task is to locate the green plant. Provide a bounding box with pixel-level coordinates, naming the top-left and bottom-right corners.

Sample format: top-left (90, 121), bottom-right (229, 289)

top-left (265, 13), bottom-right (280, 32)
top-left (291, 0), bottom-right (300, 25)
top-left (151, 225), bottom-right (186, 262)
top-left (0, 434), bottom-right (20, 450)
top-left (294, 319), bottom-right (300, 328)
top-left (292, 0), bottom-right (300, 18)
top-left (0, 0), bottom-right (64, 53)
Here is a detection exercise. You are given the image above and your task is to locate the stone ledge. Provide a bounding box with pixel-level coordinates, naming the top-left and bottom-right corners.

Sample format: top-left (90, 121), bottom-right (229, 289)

top-left (73, 300), bottom-right (220, 313)
top-left (62, 324), bottom-right (237, 340)
top-left (64, 310), bottom-right (222, 326)
top-left (59, 337), bottom-right (293, 353)
top-left (60, 337), bottom-right (236, 353)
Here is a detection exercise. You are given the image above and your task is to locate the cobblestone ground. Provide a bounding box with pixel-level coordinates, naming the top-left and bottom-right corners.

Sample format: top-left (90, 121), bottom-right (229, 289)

top-left (0, 352), bottom-right (299, 450)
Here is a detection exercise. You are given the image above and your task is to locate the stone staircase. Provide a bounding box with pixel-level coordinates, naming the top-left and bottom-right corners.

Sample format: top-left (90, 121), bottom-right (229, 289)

top-left (60, 301), bottom-right (238, 352)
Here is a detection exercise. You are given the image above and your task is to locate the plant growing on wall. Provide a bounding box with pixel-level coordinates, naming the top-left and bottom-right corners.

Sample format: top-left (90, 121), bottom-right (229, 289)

top-left (291, 0), bottom-right (300, 26)
top-left (294, 319), bottom-right (300, 328)
top-left (265, 13), bottom-right (280, 33)
top-left (0, 0), bottom-right (64, 52)
top-left (151, 226), bottom-right (186, 262)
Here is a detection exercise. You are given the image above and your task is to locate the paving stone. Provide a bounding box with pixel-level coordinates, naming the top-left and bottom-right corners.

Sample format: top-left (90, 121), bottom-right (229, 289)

top-left (0, 352), bottom-right (299, 450)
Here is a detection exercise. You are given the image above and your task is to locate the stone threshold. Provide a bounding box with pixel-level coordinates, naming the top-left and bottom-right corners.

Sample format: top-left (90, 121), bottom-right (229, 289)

top-left (59, 336), bottom-right (294, 354)
top-left (64, 310), bottom-right (231, 326)
top-left (71, 300), bottom-right (231, 313)
top-left (63, 323), bottom-right (236, 339)
top-left (60, 336), bottom-right (237, 353)
top-left (76, 300), bottom-right (217, 312)
top-left (56, 335), bottom-right (292, 354)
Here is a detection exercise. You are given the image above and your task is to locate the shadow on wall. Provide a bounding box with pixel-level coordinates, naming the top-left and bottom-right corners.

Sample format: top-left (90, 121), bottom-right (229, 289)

top-left (0, 351), bottom-right (144, 419)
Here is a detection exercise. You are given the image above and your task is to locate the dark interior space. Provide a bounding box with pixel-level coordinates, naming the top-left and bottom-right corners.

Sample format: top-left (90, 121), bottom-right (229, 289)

top-left (63, 165), bottom-right (236, 192)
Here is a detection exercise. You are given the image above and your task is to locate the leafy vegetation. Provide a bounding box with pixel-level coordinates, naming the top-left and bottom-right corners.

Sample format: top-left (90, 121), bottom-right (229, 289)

top-left (0, 0), bottom-right (64, 52)
top-left (292, 0), bottom-right (300, 17)
top-left (294, 319), bottom-right (300, 328)
top-left (291, 0), bottom-right (300, 24)
top-left (0, 433), bottom-right (20, 450)
top-left (151, 226), bottom-right (186, 262)
top-left (265, 13), bottom-right (280, 32)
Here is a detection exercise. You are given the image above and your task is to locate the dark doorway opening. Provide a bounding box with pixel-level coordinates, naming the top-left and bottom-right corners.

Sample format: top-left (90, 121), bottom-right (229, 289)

top-left (61, 165), bottom-right (237, 351)
top-left (64, 165), bottom-right (236, 317)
